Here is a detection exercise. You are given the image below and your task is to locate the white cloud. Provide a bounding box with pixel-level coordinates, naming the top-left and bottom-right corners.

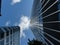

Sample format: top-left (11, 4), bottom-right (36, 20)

top-left (11, 0), bottom-right (21, 5)
top-left (5, 21), bottom-right (10, 26)
top-left (18, 16), bottom-right (30, 38)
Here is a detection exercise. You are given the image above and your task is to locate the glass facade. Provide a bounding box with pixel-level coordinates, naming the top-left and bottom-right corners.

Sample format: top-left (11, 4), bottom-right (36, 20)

top-left (0, 26), bottom-right (20, 45)
top-left (31, 0), bottom-right (60, 45)
top-left (30, 0), bottom-right (45, 44)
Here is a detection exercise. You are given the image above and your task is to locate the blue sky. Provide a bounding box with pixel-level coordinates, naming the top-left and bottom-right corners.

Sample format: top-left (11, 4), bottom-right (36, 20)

top-left (0, 0), bottom-right (35, 45)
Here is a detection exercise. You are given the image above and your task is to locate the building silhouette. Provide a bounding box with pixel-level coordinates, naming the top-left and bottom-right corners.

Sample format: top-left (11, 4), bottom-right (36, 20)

top-left (0, 0), bottom-right (1, 16)
top-left (28, 39), bottom-right (43, 45)
top-left (30, 0), bottom-right (60, 45)
top-left (0, 26), bottom-right (20, 45)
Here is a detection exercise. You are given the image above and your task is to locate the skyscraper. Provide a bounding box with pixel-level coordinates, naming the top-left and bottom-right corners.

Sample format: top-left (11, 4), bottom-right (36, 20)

top-left (30, 0), bottom-right (45, 44)
top-left (30, 0), bottom-right (60, 45)
top-left (0, 26), bottom-right (20, 45)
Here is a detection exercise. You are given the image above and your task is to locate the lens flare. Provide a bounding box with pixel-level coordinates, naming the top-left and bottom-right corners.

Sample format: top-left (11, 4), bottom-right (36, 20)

top-left (18, 16), bottom-right (30, 38)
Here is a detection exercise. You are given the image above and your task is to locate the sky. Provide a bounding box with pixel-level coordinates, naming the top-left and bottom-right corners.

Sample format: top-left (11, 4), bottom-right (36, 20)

top-left (0, 0), bottom-right (35, 45)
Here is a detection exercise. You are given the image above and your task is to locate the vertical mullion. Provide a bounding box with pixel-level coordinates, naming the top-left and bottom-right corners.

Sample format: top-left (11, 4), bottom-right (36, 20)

top-left (9, 30), bottom-right (10, 45)
top-left (12, 28), bottom-right (13, 45)
top-left (4, 32), bottom-right (6, 45)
